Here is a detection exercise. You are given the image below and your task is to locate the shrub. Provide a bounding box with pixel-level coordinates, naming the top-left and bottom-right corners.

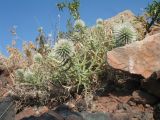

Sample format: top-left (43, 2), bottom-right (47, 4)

top-left (13, 18), bottom-right (136, 100)
top-left (33, 53), bottom-right (43, 63)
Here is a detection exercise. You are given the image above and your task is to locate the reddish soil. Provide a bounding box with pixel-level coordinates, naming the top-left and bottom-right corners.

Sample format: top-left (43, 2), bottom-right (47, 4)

top-left (15, 79), bottom-right (155, 120)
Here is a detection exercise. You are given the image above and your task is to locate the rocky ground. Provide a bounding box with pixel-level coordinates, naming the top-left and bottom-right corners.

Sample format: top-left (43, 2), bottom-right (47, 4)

top-left (13, 78), bottom-right (159, 120)
top-left (0, 68), bottom-right (160, 120)
top-left (0, 61), bottom-right (159, 120)
top-left (93, 79), bottom-right (156, 120)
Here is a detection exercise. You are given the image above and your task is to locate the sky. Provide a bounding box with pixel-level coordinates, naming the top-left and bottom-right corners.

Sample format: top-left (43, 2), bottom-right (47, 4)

top-left (0, 0), bottom-right (152, 55)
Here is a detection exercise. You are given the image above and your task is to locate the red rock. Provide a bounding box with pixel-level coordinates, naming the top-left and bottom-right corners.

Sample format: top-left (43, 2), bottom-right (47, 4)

top-left (107, 33), bottom-right (160, 78)
top-left (131, 90), bottom-right (158, 105)
top-left (15, 106), bottom-right (49, 120)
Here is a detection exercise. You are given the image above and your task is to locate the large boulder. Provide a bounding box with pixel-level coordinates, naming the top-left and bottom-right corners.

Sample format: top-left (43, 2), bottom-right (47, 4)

top-left (107, 33), bottom-right (160, 79)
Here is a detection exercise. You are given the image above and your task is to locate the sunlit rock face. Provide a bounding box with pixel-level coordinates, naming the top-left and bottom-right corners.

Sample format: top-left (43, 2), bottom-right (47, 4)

top-left (107, 33), bottom-right (160, 79)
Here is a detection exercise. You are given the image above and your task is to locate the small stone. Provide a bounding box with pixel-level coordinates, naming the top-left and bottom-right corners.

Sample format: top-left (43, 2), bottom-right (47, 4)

top-left (81, 112), bottom-right (112, 120)
top-left (117, 103), bottom-right (131, 112)
top-left (66, 114), bottom-right (83, 120)
top-left (145, 104), bottom-right (151, 108)
top-left (128, 101), bottom-right (136, 106)
top-left (131, 90), bottom-right (159, 105)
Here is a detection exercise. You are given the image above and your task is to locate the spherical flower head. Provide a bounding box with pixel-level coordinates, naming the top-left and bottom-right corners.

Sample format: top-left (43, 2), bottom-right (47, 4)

top-left (44, 44), bottom-right (50, 50)
top-left (33, 53), bottom-right (43, 63)
top-left (47, 50), bottom-right (61, 63)
top-left (54, 39), bottom-right (75, 61)
top-left (74, 19), bottom-right (85, 28)
top-left (72, 31), bottom-right (81, 41)
top-left (113, 22), bottom-right (137, 46)
top-left (16, 69), bottom-right (24, 78)
top-left (38, 27), bottom-right (43, 33)
top-left (47, 50), bottom-right (55, 59)
top-left (96, 24), bottom-right (103, 29)
top-left (96, 18), bottom-right (103, 25)
top-left (24, 69), bottom-right (34, 82)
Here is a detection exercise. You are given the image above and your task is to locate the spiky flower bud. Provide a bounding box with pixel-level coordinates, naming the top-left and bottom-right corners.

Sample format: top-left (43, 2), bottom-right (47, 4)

top-left (15, 69), bottom-right (24, 79)
top-left (96, 18), bottom-right (103, 25)
top-left (54, 39), bottom-right (75, 61)
top-left (24, 69), bottom-right (34, 82)
top-left (113, 22), bottom-right (137, 47)
top-left (33, 53), bottom-right (43, 63)
top-left (38, 27), bottom-right (43, 33)
top-left (74, 19), bottom-right (85, 28)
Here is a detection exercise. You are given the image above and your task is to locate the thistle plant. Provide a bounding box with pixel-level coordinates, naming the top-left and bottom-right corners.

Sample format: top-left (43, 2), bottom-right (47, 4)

top-left (96, 18), bottom-right (103, 25)
top-left (113, 22), bottom-right (137, 47)
top-left (54, 39), bottom-right (75, 62)
top-left (23, 69), bottom-right (35, 82)
top-left (13, 14), bottom-right (114, 98)
top-left (33, 53), bottom-right (43, 63)
top-left (15, 69), bottom-right (24, 81)
top-left (74, 19), bottom-right (86, 29)
top-left (71, 22), bottom-right (87, 43)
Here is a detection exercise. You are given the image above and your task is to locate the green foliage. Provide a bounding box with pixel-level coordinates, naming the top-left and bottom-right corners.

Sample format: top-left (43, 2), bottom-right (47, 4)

top-left (33, 53), bottom-right (43, 63)
top-left (74, 19), bottom-right (86, 29)
top-left (145, 0), bottom-right (160, 22)
top-left (145, 0), bottom-right (160, 32)
top-left (14, 18), bottom-right (115, 95)
top-left (36, 27), bottom-right (47, 54)
top-left (113, 22), bottom-right (137, 47)
top-left (63, 20), bottom-right (114, 92)
top-left (57, 0), bottom-right (80, 20)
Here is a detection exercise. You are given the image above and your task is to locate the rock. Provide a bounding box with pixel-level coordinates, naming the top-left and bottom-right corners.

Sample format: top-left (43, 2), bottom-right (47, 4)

top-left (110, 112), bottom-right (130, 120)
top-left (117, 103), bottom-right (131, 112)
top-left (81, 112), bottom-right (112, 120)
top-left (153, 103), bottom-right (160, 120)
top-left (55, 105), bottom-right (112, 120)
top-left (55, 104), bottom-right (84, 119)
top-left (75, 99), bottom-right (87, 112)
top-left (132, 112), bottom-right (154, 120)
top-left (131, 90), bottom-right (159, 105)
top-left (65, 114), bottom-right (84, 120)
top-left (113, 106), bottom-right (154, 120)
top-left (42, 111), bottom-right (64, 120)
top-left (141, 78), bottom-right (160, 98)
top-left (148, 26), bottom-right (160, 36)
top-left (128, 101), bottom-right (136, 106)
top-left (0, 96), bottom-right (15, 120)
top-left (15, 106), bottom-right (49, 120)
top-left (145, 104), bottom-right (151, 108)
top-left (107, 33), bottom-right (160, 79)
top-left (19, 112), bottom-right (64, 120)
